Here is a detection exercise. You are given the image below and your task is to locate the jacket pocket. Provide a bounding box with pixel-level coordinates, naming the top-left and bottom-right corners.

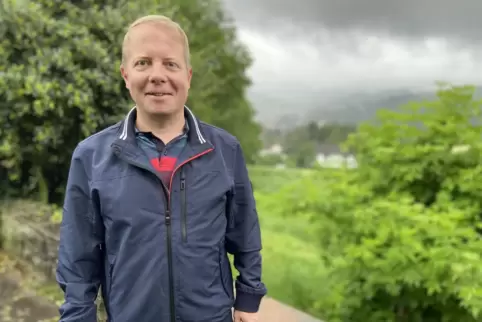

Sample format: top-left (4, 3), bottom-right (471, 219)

top-left (226, 186), bottom-right (235, 230)
top-left (219, 244), bottom-right (234, 301)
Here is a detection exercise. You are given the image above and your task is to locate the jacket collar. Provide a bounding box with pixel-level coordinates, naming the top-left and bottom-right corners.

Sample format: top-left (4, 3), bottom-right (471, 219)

top-left (118, 105), bottom-right (208, 146)
top-left (111, 105), bottom-right (214, 167)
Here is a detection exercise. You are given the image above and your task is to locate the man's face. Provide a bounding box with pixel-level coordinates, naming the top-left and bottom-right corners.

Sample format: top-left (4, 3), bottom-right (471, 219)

top-left (120, 23), bottom-right (192, 118)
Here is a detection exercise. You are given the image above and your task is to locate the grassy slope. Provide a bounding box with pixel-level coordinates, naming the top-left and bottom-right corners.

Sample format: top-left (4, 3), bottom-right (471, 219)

top-left (246, 166), bottom-right (326, 318)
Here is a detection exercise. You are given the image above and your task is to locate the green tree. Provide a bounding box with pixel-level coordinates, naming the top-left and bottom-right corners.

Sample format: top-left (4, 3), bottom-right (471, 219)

top-left (345, 83), bottom-right (482, 214)
top-left (275, 84), bottom-right (482, 321)
top-left (0, 0), bottom-right (260, 204)
top-left (282, 126), bottom-right (316, 167)
top-left (323, 123), bottom-right (356, 144)
top-left (279, 122), bottom-right (355, 168)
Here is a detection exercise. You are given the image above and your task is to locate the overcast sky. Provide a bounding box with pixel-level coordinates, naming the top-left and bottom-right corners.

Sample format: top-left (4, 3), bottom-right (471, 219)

top-left (221, 0), bottom-right (482, 123)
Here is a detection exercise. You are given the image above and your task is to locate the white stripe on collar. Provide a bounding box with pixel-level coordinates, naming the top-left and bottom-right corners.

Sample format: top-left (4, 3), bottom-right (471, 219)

top-left (184, 106), bottom-right (206, 144)
top-left (119, 106), bottom-right (136, 140)
top-left (119, 105), bottom-right (206, 144)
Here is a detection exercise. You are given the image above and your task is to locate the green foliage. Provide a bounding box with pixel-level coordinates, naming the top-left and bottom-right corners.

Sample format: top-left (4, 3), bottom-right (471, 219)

top-left (2, 6), bottom-right (480, 320)
top-left (278, 174), bottom-right (482, 321)
top-left (247, 167), bottom-right (329, 318)
top-left (307, 121), bottom-right (356, 144)
top-left (268, 84), bottom-right (482, 321)
top-left (344, 84), bottom-right (482, 212)
top-left (248, 165), bottom-right (313, 193)
top-left (0, 0), bottom-right (260, 204)
top-left (265, 121), bottom-right (356, 168)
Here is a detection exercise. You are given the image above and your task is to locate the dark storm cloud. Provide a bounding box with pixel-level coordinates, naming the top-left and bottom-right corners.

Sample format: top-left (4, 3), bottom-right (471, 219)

top-left (223, 0), bottom-right (482, 43)
top-left (221, 0), bottom-right (482, 126)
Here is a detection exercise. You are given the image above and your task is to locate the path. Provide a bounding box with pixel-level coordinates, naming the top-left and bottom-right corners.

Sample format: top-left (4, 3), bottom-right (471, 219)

top-left (259, 297), bottom-right (323, 322)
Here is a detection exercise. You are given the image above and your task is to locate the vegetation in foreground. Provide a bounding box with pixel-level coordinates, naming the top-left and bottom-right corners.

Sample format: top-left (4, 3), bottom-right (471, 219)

top-left (0, 0), bottom-right (261, 205)
top-left (1, 85), bottom-right (482, 322)
top-left (251, 84), bottom-right (482, 321)
top-left (2, 1), bottom-right (482, 320)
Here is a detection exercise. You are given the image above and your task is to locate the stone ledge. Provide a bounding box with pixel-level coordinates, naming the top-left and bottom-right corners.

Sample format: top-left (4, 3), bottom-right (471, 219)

top-left (0, 254), bottom-right (58, 322)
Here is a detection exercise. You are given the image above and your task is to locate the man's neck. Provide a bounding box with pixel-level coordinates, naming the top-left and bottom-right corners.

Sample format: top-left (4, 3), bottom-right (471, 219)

top-left (135, 109), bottom-right (185, 144)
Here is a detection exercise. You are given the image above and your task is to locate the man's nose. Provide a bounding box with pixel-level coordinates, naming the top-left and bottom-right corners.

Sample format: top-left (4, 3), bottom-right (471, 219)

top-left (149, 63), bottom-right (167, 83)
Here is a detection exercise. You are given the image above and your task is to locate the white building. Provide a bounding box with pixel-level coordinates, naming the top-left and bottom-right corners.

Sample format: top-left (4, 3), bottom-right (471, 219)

top-left (315, 144), bottom-right (357, 168)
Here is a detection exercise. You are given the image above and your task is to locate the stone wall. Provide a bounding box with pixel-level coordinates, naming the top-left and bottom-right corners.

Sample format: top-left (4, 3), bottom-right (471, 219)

top-left (0, 200), bottom-right (108, 321)
top-left (0, 200), bottom-right (61, 321)
top-left (1, 200), bottom-right (60, 282)
top-left (0, 267), bottom-right (58, 322)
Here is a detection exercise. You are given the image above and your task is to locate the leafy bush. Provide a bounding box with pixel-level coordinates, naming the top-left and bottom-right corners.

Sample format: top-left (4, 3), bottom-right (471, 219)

top-left (272, 84), bottom-right (482, 321)
top-left (344, 84), bottom-right (482, 216)
top-left (280, 174), bottom-right (482, 321)
top-left (0, 0), bottom-right (260, 204)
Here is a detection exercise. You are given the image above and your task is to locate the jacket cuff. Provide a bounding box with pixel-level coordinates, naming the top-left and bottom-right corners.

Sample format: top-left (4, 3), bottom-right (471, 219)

top-left (234, 291), bottom-right (264, 313)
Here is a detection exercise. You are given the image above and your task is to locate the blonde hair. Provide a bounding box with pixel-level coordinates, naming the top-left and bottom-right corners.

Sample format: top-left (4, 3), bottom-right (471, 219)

top-left (121, 15), bottom-right (191, 67)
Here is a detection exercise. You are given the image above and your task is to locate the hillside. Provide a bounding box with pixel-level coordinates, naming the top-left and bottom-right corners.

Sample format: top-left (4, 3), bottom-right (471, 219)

top-left (268, 86), bottom-right (482, 128)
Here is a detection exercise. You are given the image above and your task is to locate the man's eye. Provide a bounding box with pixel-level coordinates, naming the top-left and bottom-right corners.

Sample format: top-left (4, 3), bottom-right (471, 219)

top-left (136, 60), bottom-right (149, 66)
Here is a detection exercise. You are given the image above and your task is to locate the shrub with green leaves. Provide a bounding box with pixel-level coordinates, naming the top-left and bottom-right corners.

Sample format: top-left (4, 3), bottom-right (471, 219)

top-left (273, 84), bottom-right (482, 321)
top-left (345, 84), bottom-right (482, 214)
top-left (0, 0), bottom-right (261, 204)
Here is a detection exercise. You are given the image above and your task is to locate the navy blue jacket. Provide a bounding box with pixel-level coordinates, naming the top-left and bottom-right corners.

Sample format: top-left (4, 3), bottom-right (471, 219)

top-left (56, 107), bottom-right (267, 322)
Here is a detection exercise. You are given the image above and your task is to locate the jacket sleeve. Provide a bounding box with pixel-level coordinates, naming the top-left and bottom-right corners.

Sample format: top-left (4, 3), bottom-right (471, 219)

top-left (56, 146), bottom-right (103, 322)
top-left (225, 142), bottom-right (267, 313)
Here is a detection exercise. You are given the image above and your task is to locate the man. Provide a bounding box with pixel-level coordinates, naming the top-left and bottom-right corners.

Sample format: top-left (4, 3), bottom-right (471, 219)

top-left (56, 15), bottom-right (266, 322)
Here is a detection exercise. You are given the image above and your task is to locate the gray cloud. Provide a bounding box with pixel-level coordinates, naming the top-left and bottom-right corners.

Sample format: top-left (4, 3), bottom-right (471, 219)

top-left (220, 0), bottom-right (482, 126)
top-left (223, 0), bottom-right (482, 44)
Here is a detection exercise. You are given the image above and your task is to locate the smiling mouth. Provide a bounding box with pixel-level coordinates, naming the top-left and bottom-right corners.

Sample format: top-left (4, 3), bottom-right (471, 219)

top-left (145, 92), bottom-right (173, 97)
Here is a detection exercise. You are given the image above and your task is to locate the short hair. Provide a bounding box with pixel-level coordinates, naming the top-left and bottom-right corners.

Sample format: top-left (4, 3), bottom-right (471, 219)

top-left (121, 15), bottom-right (191, 67)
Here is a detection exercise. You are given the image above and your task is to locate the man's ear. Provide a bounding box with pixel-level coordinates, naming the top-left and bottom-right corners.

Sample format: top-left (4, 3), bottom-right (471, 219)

top-left (187, 68), bottom-right (193, 89)
top-left (120, 65), bottom-right (129, 89)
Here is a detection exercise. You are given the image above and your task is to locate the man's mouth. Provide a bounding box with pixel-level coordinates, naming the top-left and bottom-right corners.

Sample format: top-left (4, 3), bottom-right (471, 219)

top-left (146, 92), bottom-right (173, 96)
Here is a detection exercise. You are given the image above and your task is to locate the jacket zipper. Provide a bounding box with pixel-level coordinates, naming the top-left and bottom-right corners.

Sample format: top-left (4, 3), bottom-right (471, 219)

top-left (158, 174), bottom-right (175, 322)
top-left (166, 148), bottom-right (213, 321)
top-left (113, 150), bottom-right (176, 322)
top-left (165, 207), bottom-right (175, 322)
top-left (115, 146), bottom-right (213, 322)
top-left (180, 168), bottom-right (187, 243)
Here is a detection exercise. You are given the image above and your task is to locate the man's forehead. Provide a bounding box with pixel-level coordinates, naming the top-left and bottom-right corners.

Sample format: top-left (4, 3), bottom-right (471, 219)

top-left (122, 21), bottom-right (187, 63)
top-left (127, 22), bottom-right (181, 42)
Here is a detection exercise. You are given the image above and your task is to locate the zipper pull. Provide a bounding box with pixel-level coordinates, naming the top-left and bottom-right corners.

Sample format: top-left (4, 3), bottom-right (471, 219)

top-left (165, 209), bottom-right (171, 225)
top-left (180, 168), bottom-right (186, 190)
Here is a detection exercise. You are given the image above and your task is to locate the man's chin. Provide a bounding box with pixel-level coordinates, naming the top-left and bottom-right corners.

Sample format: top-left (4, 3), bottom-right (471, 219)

top-left (143, 104), bottom-right (182, 116)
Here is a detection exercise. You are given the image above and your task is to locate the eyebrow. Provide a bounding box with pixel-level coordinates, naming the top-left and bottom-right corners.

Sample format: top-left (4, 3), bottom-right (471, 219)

top-left (163, 56), bottom-right (181, 61)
